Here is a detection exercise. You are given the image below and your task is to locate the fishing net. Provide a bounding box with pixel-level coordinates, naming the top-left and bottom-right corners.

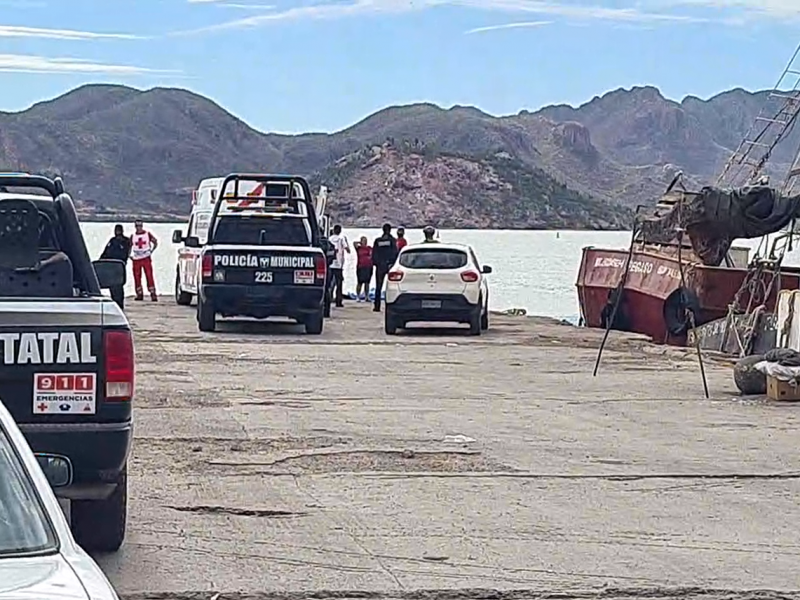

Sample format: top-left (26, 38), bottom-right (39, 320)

top-left (637, 185), bottom-right (800, 266)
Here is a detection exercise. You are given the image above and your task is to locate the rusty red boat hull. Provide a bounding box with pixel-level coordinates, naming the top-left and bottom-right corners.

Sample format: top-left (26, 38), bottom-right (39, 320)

top-left (576, 245), bottom-right (800, 345)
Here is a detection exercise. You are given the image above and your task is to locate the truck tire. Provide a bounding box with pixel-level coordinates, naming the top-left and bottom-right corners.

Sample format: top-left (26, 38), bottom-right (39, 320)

top-left (323, 292), bottom-right (331, 318)
top-left (469, 306), bottom-right (482, 336)
top-left (197, 297), bottom-right (216, 332)
top-left (305, 309), bottom-right (324, 334)
top-left (175, 273), bottom-right (192, 306)
top-left (71, 468), bottom-right (127, 553)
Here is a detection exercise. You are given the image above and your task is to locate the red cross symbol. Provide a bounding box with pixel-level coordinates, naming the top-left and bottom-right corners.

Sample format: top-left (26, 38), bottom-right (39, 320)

top-left (135, 236), bottom-right (149, 249)
top-left (37, 402), bottom-right (47, 412)
top-left (235, 183), bottom-right (264, 208)
top-left (248, 183), bottom-right (265, 197)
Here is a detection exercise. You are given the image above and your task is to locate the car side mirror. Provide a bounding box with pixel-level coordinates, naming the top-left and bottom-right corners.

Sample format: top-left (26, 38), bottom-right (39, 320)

top-left (481, 265), bottom-right (493, 274)
top-left (93, 259), bottom-right (126, 289)
top-left (172, 229), bottom-right (184, 244)
top-left (36, 454), bottom-right (72, 488)
top-left (185, 236), bottom-right (201, 248)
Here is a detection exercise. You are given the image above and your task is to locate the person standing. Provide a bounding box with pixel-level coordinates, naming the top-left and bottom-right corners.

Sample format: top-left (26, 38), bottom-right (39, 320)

top-left (100, 224), bottom-right (131, 310)
top-left (328, 224), bottom-right (350, 307)
top-left (354, 236), bottom-right (373, 302)
top-left (130, 219), bottom-right (159, 302)
top-left (371, 223), bottom-right (397, 313)
top-left (422, 225), bottom-right (439, 243)
top-left (396, 227), bottom-right (408, 251)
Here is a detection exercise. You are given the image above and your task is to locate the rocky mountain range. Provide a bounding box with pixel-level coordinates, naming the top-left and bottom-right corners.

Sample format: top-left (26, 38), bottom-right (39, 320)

top-left (0, 83), bottom-right (795, 229)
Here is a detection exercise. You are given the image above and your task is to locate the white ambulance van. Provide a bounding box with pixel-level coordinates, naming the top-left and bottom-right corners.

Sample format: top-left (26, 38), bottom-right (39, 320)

top-left (172, 177), bottom-right (225, 305)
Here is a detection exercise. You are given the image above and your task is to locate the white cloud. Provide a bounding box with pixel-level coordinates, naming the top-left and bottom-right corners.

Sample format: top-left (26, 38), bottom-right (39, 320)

top-left (175, 0), bottom-right (711, 34)
top-left (188, 0), bottom-right (275, 5)
top-left (0, 0), bottom-right (47, 6)
top-left (464, 19), bottom-right (552, 33)
top-left (0, 54), bottom-right (176, 75)
top-left (0, 25), bottom-right (144, 40)
top-left (644, 0), bottom-right (800, 19)
top-left (214, 3), bottom-right (277, 7)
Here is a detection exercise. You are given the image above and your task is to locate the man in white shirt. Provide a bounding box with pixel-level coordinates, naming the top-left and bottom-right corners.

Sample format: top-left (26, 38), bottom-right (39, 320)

top-left (328, 224), bottom-right (350, 307)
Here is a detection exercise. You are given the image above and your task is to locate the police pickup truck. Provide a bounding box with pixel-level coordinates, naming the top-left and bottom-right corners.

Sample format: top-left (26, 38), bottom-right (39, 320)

top-left (185, 174), bottom-right (329, 334)
top-left (0, 174), bottom-right (131, 553)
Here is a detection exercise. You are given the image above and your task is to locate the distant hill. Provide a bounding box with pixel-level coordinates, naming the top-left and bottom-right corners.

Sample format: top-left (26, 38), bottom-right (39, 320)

top-left (0, 83), bottom-right (793, 228)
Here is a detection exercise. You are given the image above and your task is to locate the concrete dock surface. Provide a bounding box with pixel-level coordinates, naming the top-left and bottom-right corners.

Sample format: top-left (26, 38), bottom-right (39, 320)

top-left (99, 301), bottom-right (800, 600)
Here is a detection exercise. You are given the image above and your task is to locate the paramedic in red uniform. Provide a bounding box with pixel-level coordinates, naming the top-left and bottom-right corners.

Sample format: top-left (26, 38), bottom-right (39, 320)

top-left (130, 219), bottom-right (159, 302)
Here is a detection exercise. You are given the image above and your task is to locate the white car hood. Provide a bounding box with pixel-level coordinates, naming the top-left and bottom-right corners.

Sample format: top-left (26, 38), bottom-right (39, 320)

top-left (0, 554), bottom-right (87, 600)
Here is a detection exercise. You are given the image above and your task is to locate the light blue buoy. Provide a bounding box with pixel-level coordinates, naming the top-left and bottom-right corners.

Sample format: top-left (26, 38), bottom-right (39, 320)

top-left (367, 288), bottom-right (385, 302)
top-left (345, 288), bottom-right (385, 301)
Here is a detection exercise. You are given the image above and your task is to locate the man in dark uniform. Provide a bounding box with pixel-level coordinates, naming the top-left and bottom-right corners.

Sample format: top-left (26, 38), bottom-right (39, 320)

top-left (371, 222), bottom-right (397, 312)
top-left (422, 225), bottom-right (438, 243)
top-left (100, 224), bottom-right (131, 309)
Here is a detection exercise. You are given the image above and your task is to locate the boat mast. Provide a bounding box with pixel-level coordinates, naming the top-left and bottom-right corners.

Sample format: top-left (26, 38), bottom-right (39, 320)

top-left (716, 42), bottom-right (800, 192)
top-left (720, 41), bottom-right (800, 352)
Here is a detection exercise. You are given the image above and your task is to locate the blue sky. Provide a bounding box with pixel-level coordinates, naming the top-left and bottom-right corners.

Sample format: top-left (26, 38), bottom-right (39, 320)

top-left (0, 0), bottom-right (798, 133)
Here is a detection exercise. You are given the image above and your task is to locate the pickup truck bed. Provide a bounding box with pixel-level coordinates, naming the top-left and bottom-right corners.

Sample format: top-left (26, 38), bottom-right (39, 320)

top-left (0, 176), bottom-right (132, 554)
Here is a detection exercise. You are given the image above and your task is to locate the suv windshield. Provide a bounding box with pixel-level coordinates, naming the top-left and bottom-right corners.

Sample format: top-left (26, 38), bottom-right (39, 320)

top-left (0, 427), bottom-right (57, 557)
top-left (400, 248), bottom-right (468, 270)
top-left (212, 216), bottom-right (311, 246)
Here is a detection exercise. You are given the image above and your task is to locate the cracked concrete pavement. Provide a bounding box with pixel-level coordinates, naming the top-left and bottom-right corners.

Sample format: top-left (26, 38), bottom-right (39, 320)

top-left (98, 301), bottom-right (800, 599)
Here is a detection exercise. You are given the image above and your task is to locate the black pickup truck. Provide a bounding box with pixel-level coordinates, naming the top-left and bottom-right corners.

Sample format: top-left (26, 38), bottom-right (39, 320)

top-left (185, 174), bottom-right (330, 334)
top-left (0, 174), bottom-right (131, 552)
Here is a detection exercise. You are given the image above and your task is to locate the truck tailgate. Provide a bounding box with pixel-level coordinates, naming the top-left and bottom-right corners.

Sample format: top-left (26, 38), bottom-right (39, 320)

top-left (209, 245), bottom-right (324, 286)
top-left (0, 299), bottom-right (128, 425)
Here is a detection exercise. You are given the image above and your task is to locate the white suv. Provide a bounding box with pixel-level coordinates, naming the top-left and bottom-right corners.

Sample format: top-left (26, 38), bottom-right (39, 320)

top-left (384, 242), bottom-right (492, 335)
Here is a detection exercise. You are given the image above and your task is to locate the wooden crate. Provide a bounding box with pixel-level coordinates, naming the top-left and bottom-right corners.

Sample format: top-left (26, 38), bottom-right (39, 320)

top-left (766, 375), bottom-right (800, 401)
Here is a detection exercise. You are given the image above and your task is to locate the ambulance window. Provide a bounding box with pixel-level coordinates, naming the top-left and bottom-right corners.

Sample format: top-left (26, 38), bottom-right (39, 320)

top-left (194, 212), bottom-right (211, 245)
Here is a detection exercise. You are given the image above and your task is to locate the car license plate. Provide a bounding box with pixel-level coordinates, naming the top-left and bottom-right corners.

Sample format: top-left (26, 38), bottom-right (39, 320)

top-left (421, 300), bottom-right (442, 309)
top-left (294, 269), bottom-right (314, 285)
